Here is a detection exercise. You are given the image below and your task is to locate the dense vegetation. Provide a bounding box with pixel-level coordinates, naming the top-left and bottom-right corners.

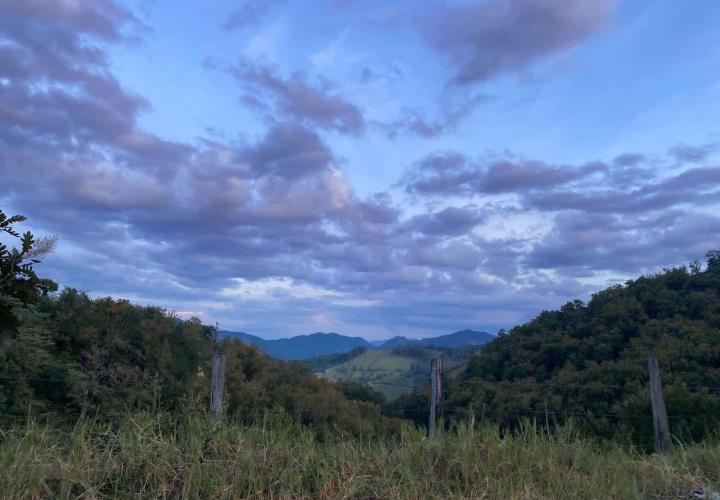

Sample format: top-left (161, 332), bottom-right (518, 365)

top-left (0, 288), bottom-right (401, 436)
top-left (2, 412), bottom-right (718, 498)
top-left (447, 253), bottom-right (720, 446)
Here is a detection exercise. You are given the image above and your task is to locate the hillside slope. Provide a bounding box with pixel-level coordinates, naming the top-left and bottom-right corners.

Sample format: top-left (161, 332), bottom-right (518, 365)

top-left (324, 344), bottom-right (479, 398)
top-left (447, 254), bottom-right (720, 444)
top-left (417, 329), bottom-right (494, 348)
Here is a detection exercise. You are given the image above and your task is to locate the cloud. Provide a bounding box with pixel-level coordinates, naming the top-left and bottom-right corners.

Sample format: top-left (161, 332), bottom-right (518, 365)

top-left (418, 0), bottom-right (616, 86)
top-left (667, 142), bottom-right (719, 163)
top-left (525, 210), bottom-right (720, 274)
top-left (381, 94), bottom-right (487, 138)
top-left (222, 0), bottom-right (286, 31)
top-left (526, 166), bottom-right (720, 214)
top-left (241, 122), bottom-right (336, 179)
top-left (405, 206), bottom-right (486, 236)
top-left (2, 0), bottom-right (718, 339)
top-left (223, 61), bottom-right (366, 134)
top-left (402, 152), bottom-right (604, 195)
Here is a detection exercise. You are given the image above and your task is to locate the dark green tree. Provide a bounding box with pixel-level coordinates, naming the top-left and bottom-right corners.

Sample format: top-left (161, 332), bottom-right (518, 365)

top-left (448, 252), bottom-right (720, 447)
top-left (0, 210), bottom-right (57, 336)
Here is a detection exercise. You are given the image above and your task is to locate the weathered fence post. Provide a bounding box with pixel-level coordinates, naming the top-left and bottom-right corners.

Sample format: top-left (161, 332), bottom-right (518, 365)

top-left (428, 358), bottom-right (443, 439)
top-left (210, 352), bottom-right (226, 418)
top-left (647, 356), bottom-right (672, 452)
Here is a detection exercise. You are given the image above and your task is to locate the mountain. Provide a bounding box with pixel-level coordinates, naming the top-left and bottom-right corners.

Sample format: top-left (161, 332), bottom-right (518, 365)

top-left (416, 329), bottom-right (494, 348)
top-left (371, 330), bottom-right (494, 350)
top-left (219, 331), bottom-right (372, 360)
top-left (221, 329), bottom-right (494, 361)
top-left (380, 336), bottom-right (415, 348)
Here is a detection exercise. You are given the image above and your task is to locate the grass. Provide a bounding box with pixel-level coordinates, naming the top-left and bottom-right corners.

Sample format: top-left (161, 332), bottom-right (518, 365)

top-left (325, 350), bottom-right (425, 398)
top-left (1, 412), bottom-right (719, 499)
top-left (324, 349), bottom-right (446, 398)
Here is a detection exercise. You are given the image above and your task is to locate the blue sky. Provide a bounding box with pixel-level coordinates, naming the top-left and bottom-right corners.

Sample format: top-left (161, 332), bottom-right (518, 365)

top-left (2, 0), bottom-right (720, 339)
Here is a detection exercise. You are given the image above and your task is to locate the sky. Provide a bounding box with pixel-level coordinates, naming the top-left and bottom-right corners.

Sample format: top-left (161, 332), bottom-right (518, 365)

top-left (2, 0), bottom-right (720, 340)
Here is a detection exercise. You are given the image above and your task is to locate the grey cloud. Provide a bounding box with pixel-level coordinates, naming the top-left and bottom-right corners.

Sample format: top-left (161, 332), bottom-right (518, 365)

top-left (405, 206), bottom-right (485, 236)
top-left (526, 210), bottom-right (720, 274)
top-left (481, 160), bottom-right (604, 193)
top-left (419, 0), bottom-right (616, 86)
top-left (613, 153), bottom-right (645, 167)
top-left (1, 0), bottom-right (137, 39)
top-left (222, 0), bottom-right (285, 30)
top-left (406, 241), bottom-right (484, 271)
top-left (241, 122), bottom-right (336, 179)
top-left (667, 142), bottom-right (719, 163)
top-left (383, 94), bottom-right (487, 138)
top-left (228, 62), bottom-right (366, 134)
top-left (403, 152), bottom-right (603, 195)
top-left (355, 193), bottom-right (399, 224)
top-left (526, 166), bottom-right (720, 214)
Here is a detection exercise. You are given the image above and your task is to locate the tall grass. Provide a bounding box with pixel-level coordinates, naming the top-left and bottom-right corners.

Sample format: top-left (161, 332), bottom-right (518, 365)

top-left (1, 411), bottom-right (718, 499)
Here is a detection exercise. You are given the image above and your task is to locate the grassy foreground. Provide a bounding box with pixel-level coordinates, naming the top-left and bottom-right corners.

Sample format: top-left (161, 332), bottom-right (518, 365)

top-left (1, 412), bottom-right (719, 499)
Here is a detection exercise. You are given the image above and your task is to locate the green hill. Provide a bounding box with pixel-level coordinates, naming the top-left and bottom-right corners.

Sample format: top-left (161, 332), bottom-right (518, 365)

top-left (324, 345), bottom-right (479, 398)
top-left (447, 252), bottom-right (720, 445)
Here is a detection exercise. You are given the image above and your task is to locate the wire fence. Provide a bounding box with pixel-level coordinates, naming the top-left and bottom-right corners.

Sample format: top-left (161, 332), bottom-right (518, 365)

top-left (3, 373), bottom-right (720, 426)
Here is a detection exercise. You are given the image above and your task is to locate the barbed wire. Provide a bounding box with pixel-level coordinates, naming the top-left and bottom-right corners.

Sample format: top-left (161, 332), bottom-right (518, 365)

top-left (2, 406), bottom-right (720, 423)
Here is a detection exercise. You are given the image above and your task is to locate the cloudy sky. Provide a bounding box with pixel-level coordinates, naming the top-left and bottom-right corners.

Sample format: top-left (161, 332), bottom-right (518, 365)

top-left (2, 0), bottom-right (720, 340)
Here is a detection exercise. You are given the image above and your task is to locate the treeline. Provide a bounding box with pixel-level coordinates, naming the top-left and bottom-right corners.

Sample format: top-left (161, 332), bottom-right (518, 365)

top-left (0, 210), bottom-right (401, 436)
top-left (0, 288), bottom-right (400, 436)
top-left (445, 253), bottom-right (720, 446)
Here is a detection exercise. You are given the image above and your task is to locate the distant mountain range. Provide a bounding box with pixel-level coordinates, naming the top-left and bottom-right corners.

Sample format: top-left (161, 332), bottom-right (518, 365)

top-left (218, 331), bottom-right (369, 360)
top-left (220, 329), bottom-right (494, 360)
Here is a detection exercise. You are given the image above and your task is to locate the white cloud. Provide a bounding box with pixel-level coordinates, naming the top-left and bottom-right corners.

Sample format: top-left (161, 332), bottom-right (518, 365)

top-left (219, 276), bottom-right (379, 307)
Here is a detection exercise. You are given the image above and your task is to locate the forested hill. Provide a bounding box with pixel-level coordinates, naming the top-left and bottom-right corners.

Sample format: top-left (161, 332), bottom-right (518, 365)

top-left (446, 252), bottom-right (720, 444)
top-left (219, 331), bottom-right (372, 360)
top-left (0, 288), bottom-right (399, 437)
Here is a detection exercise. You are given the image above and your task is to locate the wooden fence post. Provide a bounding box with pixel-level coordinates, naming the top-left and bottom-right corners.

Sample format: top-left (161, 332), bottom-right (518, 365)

top-left (210, 352), bottom-right (226, 418)
top-left (647, 356), bottom-right (672, 452)
top-left (428, 358), bottom-right (443, 439)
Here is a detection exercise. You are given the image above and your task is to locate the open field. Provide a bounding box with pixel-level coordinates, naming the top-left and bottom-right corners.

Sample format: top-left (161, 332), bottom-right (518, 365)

top-left (1, 412), bottom-right (719, 499)
top-left (323, 349), bottom-right (438, 398)
top-left (324, 347), bottom-right (478, 398)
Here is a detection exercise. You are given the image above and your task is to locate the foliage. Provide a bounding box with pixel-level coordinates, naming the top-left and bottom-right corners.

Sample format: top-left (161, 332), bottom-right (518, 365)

top-left (1, 290), bottom-right (398, 437)
top-left (0, 289), bottom-right (214, 416)
top-left (333, 379), bottom-right (387, 406)
top-left (449, 253), bottom-right (720, 447)
top-left (0, 210), bottom-right (57, 336)
top-left (1, 411), bottom-right (719, 499)
top-left (220, 340), bottom-right (399, 437)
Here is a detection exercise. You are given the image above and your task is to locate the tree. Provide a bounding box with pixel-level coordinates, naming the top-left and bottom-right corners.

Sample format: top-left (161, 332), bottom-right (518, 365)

top-left (0, 210), bottom-right (56, 336)
top-left (707, 250), bottom-right (720, 272)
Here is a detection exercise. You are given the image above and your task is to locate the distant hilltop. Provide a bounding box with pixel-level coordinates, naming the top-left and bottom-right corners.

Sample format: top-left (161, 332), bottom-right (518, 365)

top-left (219, 329), bottom-right (495, 360)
